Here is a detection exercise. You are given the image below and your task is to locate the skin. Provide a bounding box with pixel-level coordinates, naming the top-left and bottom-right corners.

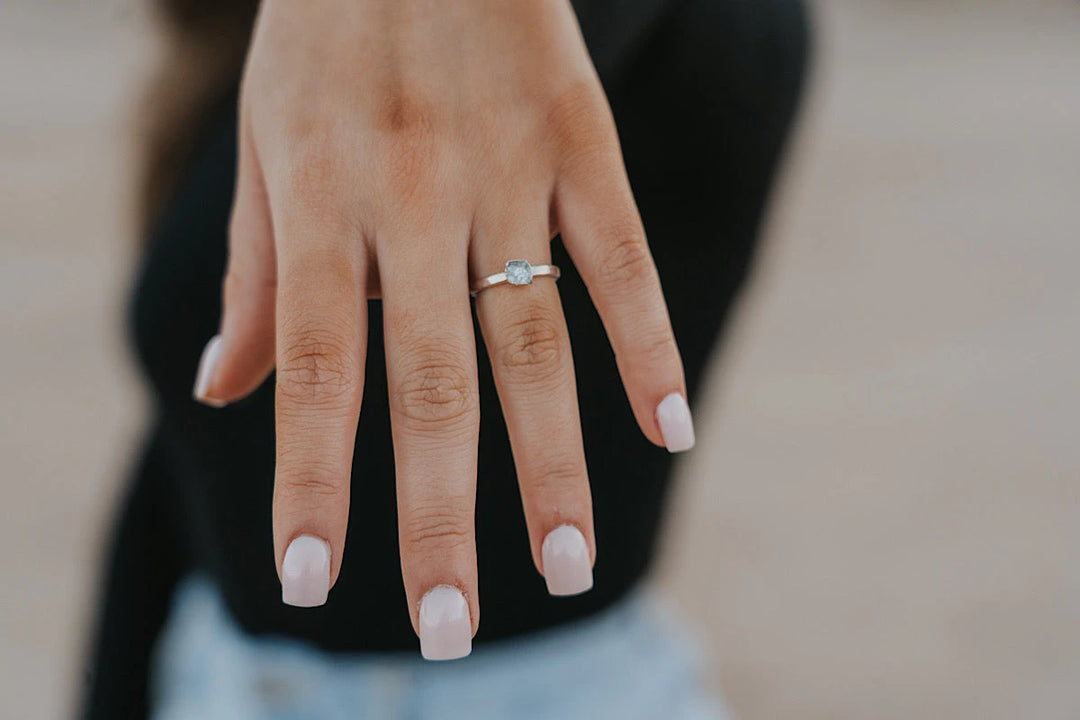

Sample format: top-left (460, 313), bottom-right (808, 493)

top-left (199, 0), bottom-right (688, 640)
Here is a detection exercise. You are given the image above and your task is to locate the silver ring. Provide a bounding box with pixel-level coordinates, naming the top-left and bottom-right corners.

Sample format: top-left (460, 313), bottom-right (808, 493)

top-left (470, 259), bottom-right (561, 297)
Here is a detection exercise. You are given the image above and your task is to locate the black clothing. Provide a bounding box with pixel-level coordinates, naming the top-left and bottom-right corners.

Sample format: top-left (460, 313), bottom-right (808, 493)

top-left (84, 0), bottom-right (808, 716)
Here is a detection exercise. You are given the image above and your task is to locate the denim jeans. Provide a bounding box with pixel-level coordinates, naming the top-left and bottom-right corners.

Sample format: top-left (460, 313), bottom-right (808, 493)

top-left (151, 576), bottom-right (730, 720)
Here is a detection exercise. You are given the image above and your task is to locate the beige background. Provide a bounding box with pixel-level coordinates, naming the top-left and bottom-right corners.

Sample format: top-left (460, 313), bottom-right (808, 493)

top-left (2, 1), bottom-right (1079, 718)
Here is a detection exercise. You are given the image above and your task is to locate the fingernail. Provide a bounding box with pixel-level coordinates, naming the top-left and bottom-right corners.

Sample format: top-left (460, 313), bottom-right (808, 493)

top-left (656, 392), bottom-right (695, 452)
top-left (419, 585), bottom-right (472, 661)
top-left (542, 525), bottom-right (593, 596)
top-left (193, 335), bottom-right (227, 407)
top-left (281, 535), bottom-right (331, 607)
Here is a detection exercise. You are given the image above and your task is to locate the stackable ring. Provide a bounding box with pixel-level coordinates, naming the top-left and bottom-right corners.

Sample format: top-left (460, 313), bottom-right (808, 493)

top-left (470, 259), bottom-right (561, 297)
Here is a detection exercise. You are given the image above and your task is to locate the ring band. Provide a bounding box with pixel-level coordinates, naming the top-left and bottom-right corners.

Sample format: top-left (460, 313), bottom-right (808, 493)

top-left (471, 259), bottom-right (561, 297)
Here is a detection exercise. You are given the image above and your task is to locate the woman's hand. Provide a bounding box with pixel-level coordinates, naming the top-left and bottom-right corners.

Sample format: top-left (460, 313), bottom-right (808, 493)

top-left (191, 0), bottom-right (694, 659)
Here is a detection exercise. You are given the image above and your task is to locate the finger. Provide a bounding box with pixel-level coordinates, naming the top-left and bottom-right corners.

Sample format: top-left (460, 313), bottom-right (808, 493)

top-left (554, 97), bottom-right (694, 452)
top-left (194, 107), bottom-right (277, 407)
top-left (471, 203), bottom-right (594, 597)
top-left (270, 184), bottom-right (368, 608)
top-left (380, 224), bottom-right (480, 661)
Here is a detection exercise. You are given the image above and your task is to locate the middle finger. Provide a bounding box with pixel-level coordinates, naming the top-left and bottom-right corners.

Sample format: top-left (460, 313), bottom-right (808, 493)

top-left (380, 221), bottom-right (480, 661)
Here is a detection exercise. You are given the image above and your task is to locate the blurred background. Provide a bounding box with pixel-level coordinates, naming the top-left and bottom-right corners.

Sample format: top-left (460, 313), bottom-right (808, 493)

top-left (2, 0), bottom-right (1079, 718)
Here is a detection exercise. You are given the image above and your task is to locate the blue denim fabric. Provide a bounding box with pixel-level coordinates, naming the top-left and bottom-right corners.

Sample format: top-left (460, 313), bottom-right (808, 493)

top-left (152, 576), bottom-right (730, 720)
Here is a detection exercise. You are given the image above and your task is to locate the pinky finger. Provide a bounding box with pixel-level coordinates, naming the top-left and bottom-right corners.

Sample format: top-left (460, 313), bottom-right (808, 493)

top-left (554, 123), bottom-right (694, 452)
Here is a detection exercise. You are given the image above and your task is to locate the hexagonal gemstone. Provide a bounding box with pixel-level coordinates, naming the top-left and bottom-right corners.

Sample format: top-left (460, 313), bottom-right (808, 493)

top-left (505, 259), bottom-right (533, 285)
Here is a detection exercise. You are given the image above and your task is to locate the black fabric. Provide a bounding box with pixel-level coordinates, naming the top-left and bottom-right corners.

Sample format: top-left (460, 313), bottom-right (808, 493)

top-left (83, 0), bottom-right (808, 716)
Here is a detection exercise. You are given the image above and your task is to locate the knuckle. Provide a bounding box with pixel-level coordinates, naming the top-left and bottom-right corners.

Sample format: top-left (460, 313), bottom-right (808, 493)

top-left (532, 456), bottom-right (586, 493)
top-left (375, 88), bottom-right (435, 137)
top-left (272, 137), bottom-right (361, 235)
top-left (378, 135), bottom-right (438, 201)
top-left (497, 305), bottom-right (565, 381)
top-left (637, 330), bottom-right (679, 369)
top-left (402, 506), bottom-right (472, 553)
top-left (284, 134), bottom-right (341, 195)
top-left (268, 158), bottom-right (360, 240)
top-left (277, 472), bottom-right (345, 503)
top-left (547, 80), bottom-right (609, 155)
top-left (394, 347), bottom-right (476, 429)
top-left (372, 89), bottom-right (440, 200)
top-left (274, 466), bottom-right (348, 522)
top-left (597, 228), bottom-right (653, 289)
top-left (277, 328), bottom-right (357, 405)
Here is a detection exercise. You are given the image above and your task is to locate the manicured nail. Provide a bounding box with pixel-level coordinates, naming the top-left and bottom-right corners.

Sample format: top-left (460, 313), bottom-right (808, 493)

top-left (656, 392), bottom-right (695, 452)
top-left (542, 525), bottom-right (593, 596)
top-left (281, 535), bottom-right (331, 607)
top-left (419, 585), bottom-right (472, 661)
top-left (192, 335), bottom-right (227, 407)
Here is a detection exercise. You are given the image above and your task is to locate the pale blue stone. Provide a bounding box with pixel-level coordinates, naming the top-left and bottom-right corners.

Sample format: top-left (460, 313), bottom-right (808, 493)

top-left (505, 259), bottom-right (533, 285)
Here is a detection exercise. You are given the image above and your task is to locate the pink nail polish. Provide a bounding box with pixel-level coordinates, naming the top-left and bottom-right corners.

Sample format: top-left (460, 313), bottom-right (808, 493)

top-left (192, 335), bottom-right (227, 407)
top-left (281, 535), bottom-right (331, 607)
top-left (656, 393), bottom-right (695, 452)
top-left (419, 585), bottom-right (472, 660)
top-left (542, 525), bottom-right (593, 596)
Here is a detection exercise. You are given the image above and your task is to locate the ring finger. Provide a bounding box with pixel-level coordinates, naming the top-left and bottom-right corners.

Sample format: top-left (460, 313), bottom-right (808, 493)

top-left (471, 200), bottom-right (595, 597)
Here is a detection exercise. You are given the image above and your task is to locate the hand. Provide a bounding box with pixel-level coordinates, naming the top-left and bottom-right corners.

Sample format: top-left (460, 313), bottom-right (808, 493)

top-left (191, 0), bottom-right (695, 659)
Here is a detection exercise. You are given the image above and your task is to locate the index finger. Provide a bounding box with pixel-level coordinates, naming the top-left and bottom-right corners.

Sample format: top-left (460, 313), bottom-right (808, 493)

top-left (271, 194), bottom-right (368, 608)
